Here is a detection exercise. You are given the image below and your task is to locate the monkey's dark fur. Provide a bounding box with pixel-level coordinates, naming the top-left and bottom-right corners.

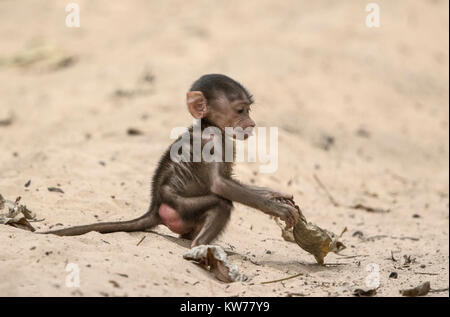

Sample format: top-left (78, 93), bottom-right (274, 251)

top-left (42, 74), bottom-right (299, 247)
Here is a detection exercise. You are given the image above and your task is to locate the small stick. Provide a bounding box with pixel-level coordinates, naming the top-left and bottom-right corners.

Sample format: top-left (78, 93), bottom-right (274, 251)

top-left (313, 174), bottom-right (341, 207)
top-left (350, 204), bottom-right (390, 213)
top-left (261, 272), bottom-right (303, 285)
top-left (396, 236), bottom-right (420, 241)
top-left (365, 235), bottom-right (388, 241)
top-left (286, 292), bottom-right (307, 297)
top-left (391, 251), bottom-right (397, 262)
top-left (414, 272), bottom-right (439, 276)
top-left (136, 235), bottom-right (146, 246)
top-left (29, 218), bottom-right (46, 222)
top-left (386, 169), bottom-right (408, 184)
top-left (246, 257), bottom-right (262, 266)
top-left (429, 288), bottom-right (449, 293)
top-left (335, 254), bottom-right (369, 259)
top-left (313, 174), bottom-right (389, 213)
top-left (324, 263), bottom-right (349, 266)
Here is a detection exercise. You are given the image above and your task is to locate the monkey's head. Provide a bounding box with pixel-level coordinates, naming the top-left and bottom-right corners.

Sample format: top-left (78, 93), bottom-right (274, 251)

top-left (187, 74), bottom-right (256, 140)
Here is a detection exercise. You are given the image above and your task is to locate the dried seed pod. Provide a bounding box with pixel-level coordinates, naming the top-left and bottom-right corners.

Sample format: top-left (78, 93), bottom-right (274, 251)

top-left (400, 281), bottom-right (431, 297)
top-left (0, 195), bottom-right (37, 232)
top-left (275, 218), bottom-right (296, 243)
top-left (276, 197), bottom-right (347, 265)
top-left (293, 219), bottom-right (346, 265)
top-left (274, 196), bottom-right (346, 265)
top-left (183, 245), bottom-right (246, 283)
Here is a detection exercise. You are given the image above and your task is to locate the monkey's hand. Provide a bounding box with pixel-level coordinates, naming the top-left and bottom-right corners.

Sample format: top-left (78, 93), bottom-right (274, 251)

top-left (247, 186), bottom-right (299, 227)
top-left (264, 200), bottom-right (300, 229)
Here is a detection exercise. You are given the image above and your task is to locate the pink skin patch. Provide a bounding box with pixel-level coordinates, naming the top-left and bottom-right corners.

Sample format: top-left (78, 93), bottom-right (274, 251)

top-left (158, 203), bottom-right (189, 234)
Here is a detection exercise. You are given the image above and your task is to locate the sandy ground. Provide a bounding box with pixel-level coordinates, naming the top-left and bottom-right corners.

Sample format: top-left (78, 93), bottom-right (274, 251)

top-left (0, 0), bottom-right (448, 297)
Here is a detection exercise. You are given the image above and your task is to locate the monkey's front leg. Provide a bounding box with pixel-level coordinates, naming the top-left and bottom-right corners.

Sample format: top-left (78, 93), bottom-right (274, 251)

top-left (209, 171), bottom-right (299, 228)
top-left (247, 185), bottom-right (293, 201)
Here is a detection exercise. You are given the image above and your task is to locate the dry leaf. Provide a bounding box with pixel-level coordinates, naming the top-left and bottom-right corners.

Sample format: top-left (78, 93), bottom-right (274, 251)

top-left (293, 220), bottom-right (346, 265)
top-left (183, 245), bottom-right (246, 283)
top-left (400, 281), bottom-right (431, 297)
top-left (0, 194), bottom-right (37, 232)
top-left (7, 217), bottom-right (35, 232)
top-left (353, 288), bottom-right (377, 297)
top-left (275, 218), bottom-right (295, 243)
top-left (274, 197), bottom-right (346, 265)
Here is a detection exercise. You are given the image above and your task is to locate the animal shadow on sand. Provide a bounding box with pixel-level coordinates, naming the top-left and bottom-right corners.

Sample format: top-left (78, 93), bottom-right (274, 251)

top-left (146, 230), bottom-right (346, 276)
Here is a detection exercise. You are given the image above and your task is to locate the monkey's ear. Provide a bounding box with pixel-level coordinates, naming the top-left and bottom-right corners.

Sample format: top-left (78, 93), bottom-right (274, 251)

top-left (187, 91), bottom-right (208, 119)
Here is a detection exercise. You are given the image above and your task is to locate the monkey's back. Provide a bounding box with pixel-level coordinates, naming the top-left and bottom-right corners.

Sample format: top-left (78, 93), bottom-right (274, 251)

top-left (149, 127), bottom-right (230, 211)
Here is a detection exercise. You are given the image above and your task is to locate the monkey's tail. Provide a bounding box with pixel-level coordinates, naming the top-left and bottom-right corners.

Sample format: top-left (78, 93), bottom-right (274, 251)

top-left (38, 212), bottom-right (159, 236)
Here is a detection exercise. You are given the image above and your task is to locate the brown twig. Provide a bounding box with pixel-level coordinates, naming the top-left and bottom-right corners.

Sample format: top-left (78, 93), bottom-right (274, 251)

top-left (313, 174), bottom-right (341, 207)
top-left (391, 251), bottom-right (397, 262)
top-left (335, 254), bottom-right (369, 259)
top-left (350, 204), bottom-right (390, 213)
top-left (29, 218), bottom-right (46, 222)
top-left (364, 235), bottom-right (388, 241)
top-left (414, 272), bottom-right (439, 276)
top-left (396, 236), bottom-right (420, 241)
top-left (246, 257), bottom-right (262, 266)
top-left (286, 292), bottom-right (307, 297)
top-left (323, 263), bottom-right (349, 266)
top-left (261, 272), bottom-right (303, 285)
top-left (136, 235), bottom-right (146, 246)
top-left (313, 174), bottom-right (390, 213)
top-left (386, 169), bottom-right (408, 185)
top-left (429, 287), bottom-right (449, 293)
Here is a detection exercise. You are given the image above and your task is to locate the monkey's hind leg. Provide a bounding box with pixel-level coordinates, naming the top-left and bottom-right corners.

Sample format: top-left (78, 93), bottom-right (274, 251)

top-left (191, 200), bottom-right (233, 248)
top-left (160, 185), bottom-right (221, 217)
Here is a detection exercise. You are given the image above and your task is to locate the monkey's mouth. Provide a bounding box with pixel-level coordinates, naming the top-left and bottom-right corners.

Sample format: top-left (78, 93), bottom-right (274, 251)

top-left (225, 127), bottom-right (254, 140)
top-left (236, 130), bottom-right (253, 140)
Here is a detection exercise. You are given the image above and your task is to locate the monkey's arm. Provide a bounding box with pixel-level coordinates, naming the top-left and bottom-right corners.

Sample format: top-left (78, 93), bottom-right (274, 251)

top-left (208, 164), bottom-right (298, 227)
top-left (246, 185), bottom-right (293, 200)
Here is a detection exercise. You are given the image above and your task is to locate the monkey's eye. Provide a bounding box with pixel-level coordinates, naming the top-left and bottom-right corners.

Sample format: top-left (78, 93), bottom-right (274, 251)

top-left (237, 109), bottom-right (244, 114)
